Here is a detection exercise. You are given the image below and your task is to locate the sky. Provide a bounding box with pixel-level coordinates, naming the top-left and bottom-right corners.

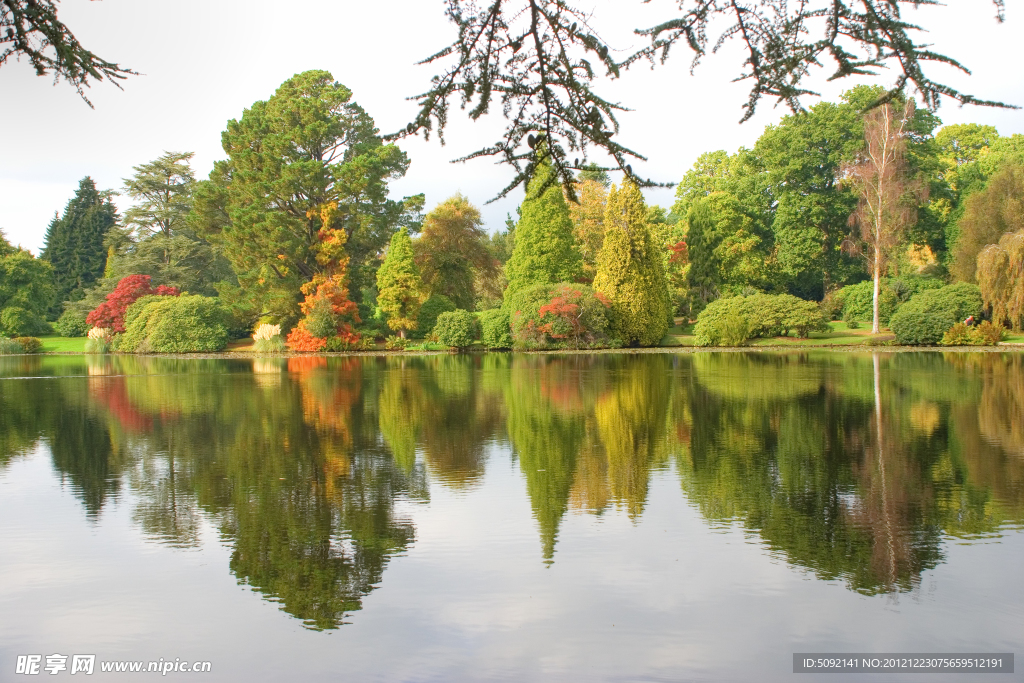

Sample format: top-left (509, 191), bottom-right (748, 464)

top-left (1, 0), bottom-right (1022, 255)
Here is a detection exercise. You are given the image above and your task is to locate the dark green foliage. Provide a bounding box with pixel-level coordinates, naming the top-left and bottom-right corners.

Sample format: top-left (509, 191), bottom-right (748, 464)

top-left (13, 337), bottom-right (42, 354)
top-left (415, 295), bottom-right (456, 338)
top-left (694, 293), bottom-right (830, 346)
top-left (117, 295), bottom-right (228, 353)
top-left (41, 177), bottom-right (117, 313)
top-left (191, 70), bottom-right (420, 322)
top-left (434, 310), bottom-right (478, 349)
top-left (835, 281), bottom-right (898, 325)
top-left (0, 306), bottom-right (50, 336)
top-left (55, 309), bottom-right (90, 337)
top-left (504, 153), bottom-right (582, 296)
top-left (889, 283), bottom-right (984, 345)
top-left (505, 283), bottom-right (614, 350)
top-left (479, 309), bottom-right (512, 349)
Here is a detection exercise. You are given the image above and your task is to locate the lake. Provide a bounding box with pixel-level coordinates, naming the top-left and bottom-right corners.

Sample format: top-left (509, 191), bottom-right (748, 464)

top-left (1, 351), bottom-right (1021, 682)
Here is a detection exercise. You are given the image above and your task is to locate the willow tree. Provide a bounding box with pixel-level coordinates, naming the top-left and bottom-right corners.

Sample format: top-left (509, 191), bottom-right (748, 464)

top-left (843, 100), bottom-right (925, 334)
top-left (977, 231), bottom-right (1024, 331)
top-left (593, 179), bottom-right (669, 346)
top-left (950, 163), bottom-right (1024, 282)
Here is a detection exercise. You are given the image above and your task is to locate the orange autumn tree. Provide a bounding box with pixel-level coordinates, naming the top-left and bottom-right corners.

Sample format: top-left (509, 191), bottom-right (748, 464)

top-left (286, 202), bottom-right (361, 352)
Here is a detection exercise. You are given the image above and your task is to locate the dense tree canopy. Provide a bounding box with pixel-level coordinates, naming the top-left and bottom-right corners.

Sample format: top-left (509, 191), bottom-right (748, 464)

top-left (505, 152), bottom-right (582, 296)
top-left (41, 177), bottom-right (117, 314)
top-left (192, 70), bottom-right (421, 323)
top-left (376, 227), bottom-right (423, 336)
top-left (414, 194), bottom-right (496, 311)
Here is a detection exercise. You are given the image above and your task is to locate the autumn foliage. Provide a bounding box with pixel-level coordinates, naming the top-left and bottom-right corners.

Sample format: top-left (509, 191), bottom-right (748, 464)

top-left (86, 274), bottom-right (180, 332)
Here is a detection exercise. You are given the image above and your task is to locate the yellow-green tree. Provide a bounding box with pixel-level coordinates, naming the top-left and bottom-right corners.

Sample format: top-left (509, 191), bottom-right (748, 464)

top-left (376, 228), bottom-right (423, 337)
top-left (593, 180), bottom-right (670, 346)
top-left (569, 178), bottom-right (608, 281)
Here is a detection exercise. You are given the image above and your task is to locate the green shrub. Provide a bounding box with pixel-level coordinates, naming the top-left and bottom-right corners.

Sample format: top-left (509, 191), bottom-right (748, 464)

top-left (55, 309), bottom-right (90, 337)
top-left (323, 335), bottom-right (374, 352)
top-left (0, 306), bottom-right (50, 336)
top-left (890, 310), bottom-right (956, 345)
top-left (0, 336), bottom-right (23, 354)
top-left (976, 320), bottom-right (1006, 345)
top-left (13, 337), bottom-right (42, 353)
top-left (434, 309), bottom-right (478, 349)
top-left (693, 293), bottom-right (829, 346)
top-left (415, 294), bottom-right (456, 338)
top-left (385, 335), bottom-right (410, 350)
top-left (117, 295), bottom-right (228, 353)
top-left (506, 283), bottom-right (614, 350)
top-left (889, 283), bottom-right (984, 345)
top-left (479, 309), bottom-right (512, 349)
top-left (834, 281), bottom-right (898, 325)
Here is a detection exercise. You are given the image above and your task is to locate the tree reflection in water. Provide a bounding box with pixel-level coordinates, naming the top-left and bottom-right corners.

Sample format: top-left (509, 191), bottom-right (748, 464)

top-left (1, 351), bottom-right (1022, 625)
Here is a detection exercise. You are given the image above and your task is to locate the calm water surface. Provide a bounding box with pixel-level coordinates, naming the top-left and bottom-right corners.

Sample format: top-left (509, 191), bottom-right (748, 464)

top-left (1, 351), bottom-right (1022, 682)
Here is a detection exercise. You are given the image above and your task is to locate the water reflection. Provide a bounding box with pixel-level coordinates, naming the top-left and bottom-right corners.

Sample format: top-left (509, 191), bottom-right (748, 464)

top-left (1, 351), bottom-right (1022, 627)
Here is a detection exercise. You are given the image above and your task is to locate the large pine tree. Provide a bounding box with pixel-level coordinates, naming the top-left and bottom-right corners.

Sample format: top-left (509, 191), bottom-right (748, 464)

top-left (593, 180), bottom-right (670, 347)
top-left (376, 227), bottom-right (423, 337)
top-left (504, 152), bottom-right (582, 297)
top-left (41, 177), bottom-right (117, 313)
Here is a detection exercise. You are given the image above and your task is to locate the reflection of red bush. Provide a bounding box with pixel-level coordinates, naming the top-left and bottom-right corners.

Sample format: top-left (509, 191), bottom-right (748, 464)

top-left (89, 378), bottom-right (152, 433)
top-left (87, 275), bottom-right (180, 333)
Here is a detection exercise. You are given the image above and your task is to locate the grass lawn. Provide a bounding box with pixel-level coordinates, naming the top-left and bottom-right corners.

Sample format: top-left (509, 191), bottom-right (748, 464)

top-left (663, 320), bottom-right (894, 347)
top-left (38, 336), bottom-right (86, 353)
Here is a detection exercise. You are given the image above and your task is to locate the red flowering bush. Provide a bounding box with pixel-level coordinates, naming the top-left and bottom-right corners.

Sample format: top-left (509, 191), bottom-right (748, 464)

top-left (87, 275), bottom-right (180, 333)
top-left (506, 283), bottom-right (614, 350)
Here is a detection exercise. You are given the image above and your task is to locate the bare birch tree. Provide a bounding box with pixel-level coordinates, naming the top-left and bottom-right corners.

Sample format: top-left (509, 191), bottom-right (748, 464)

top-left (843, 100), bottom-right (926, 334)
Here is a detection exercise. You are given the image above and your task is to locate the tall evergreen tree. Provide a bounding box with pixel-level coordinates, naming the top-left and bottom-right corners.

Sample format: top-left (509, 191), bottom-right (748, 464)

top-left (41, 177), bottom-right (117, 314)
top-left (376, 228), bottom-right (423, 337)
top-left (504, 152), bottom-right (582, 296)
top-left (593, 180), bottom-right (670, 347)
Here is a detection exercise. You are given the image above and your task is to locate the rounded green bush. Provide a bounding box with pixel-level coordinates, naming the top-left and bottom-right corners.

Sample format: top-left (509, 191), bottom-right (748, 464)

top-left (693, 293), bottom-right (828, 346)
top-left (415, 294), bottom-right (456, 338)
top-left (117, 295), bottom-right (228, 353)
top-left (479, 308), bottom-right (512, 349)
top-left (890, 309), bottom-right (956, 346)
top-left (434, 309), bottom-right (478, 349)
top-left (55, 309), bottom-right (90, 337)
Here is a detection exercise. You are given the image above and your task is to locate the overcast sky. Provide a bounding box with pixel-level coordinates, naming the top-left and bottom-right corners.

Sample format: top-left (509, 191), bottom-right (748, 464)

top-left (1, 0), bottom-right (1022, 254)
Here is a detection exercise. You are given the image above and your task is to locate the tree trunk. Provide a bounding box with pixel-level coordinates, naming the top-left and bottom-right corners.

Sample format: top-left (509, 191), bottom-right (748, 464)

top-left (872, 259), bottom-right (881, 334)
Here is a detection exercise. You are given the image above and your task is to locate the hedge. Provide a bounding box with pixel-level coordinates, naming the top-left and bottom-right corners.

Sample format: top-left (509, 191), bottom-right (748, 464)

top-left (415, 294), bottom-right (456, 338)
top-left (694, 293), bottom-right (829, 347)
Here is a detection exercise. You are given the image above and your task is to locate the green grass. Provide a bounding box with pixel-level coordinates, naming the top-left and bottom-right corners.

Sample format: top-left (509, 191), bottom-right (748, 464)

top-left (662, 319), bottom-right (894, 348)
top-left (38, 335), bottom-right (87, 353)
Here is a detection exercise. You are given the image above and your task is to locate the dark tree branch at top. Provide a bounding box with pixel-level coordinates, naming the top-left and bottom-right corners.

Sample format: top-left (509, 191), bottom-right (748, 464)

top-left (1, 0), bottom-right (135, 106)
top-left (389, 0), bottom-right (1014, 200)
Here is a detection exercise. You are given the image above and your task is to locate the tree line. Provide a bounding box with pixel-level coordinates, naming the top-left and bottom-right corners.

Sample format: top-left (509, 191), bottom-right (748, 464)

top-left (3, 74), bottom-right (1023, 345)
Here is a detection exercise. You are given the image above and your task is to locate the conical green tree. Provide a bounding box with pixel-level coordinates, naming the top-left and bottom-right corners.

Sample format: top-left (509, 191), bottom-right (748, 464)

top-left (504, 153), bottom-right (582, 297)
top-left (41, 176), bottom-right (117, 314)
top-left (593, 180), bottom-right (670, 347)
top-left (376, 227), bottom-right (423, 337)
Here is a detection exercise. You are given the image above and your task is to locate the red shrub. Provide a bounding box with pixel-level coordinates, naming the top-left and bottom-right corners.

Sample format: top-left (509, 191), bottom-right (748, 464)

top-left (86, 275), bottom-right (180, 333)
